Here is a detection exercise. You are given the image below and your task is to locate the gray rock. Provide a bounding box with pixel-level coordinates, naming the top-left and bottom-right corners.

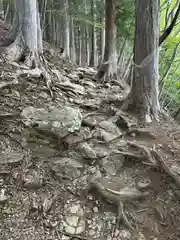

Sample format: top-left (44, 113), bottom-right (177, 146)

top-left (98, 120), bottom-right (122, 142)
top-left (101, 157), bottom-right (116, 176)
top-left (136, 178), bottom-right (151, 190)
top-left (0, 152), bottom-right (24, 165)
top-left (100, 151), bottom-right (124, 175)
top-left (21, 105), bottom-right (82, 139)
top-left (64, 127), bottom-right (90, 145)
top-left (63, 204), bottom-right (85, 234)
top-left (78, 143), bottom-right (97, 160)
top-left (119, 230), bottom-right (132, 240)
top-left (51, 157), bottom-right (83, 179)
top-left (0, 189), bottom-right (9, 203)
top-left (23, 170), bottom-right (43, 189)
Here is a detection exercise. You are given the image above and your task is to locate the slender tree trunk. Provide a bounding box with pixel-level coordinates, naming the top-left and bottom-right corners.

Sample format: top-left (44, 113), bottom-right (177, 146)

top-left (89, 0), bottom-right (97, 66)
top-left (122, 0), bottom-right (160, 123)
top-left (69, 15), bottom-right (76, 62)
top-left (117, 40), bottom-right (126, 65)
top-left (95, 0), bottom-right (117, 82)
top-left (63, 0), bottom-right (70, 57)
top-left (78, 25), bottom-right (82, 65)
top-left (84, 0), bottom-right (90, 66)
top-left (3, 0), bottom-right (15, 24)
top-left (99, 0), bottom-right (105, 64)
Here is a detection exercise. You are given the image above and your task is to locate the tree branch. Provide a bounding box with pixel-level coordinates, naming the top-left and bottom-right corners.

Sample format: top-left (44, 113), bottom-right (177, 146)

top-left (159, 2), bottom-right (180, 46)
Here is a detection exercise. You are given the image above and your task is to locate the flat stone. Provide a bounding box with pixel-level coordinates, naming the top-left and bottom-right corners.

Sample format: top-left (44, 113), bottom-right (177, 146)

top-left (119, 230), bottom-right (132, 240)
top-left (51, 157), bottom-right (83, 179)
top-left (98, 120), bottom-right (122, 142)
top-left (93, 206), bottom-right (98, 213)
top-left (63, 216), bottom-right (85, 235)
top-left (66, 216), bottom-right (79, 227)
top-left (70, 204), bottom-right (84, 216)
top-left (101, 152), bottom-right (124, 175)
top-left (21, 105), bottom-right (82, 139)
top-left (78, 143), bottom-right (97, 160)
top-left (0, 152), bottom-right (24, 165)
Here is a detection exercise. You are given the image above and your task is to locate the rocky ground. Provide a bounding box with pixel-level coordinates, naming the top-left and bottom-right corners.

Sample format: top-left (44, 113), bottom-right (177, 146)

top-left (0, 54), bottom-right (180, 240)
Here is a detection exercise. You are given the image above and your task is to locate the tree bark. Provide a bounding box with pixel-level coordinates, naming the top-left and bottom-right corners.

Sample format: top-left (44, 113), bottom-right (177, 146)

top-left (3, 0), bottom-right (43, 67)
top-left (95, 0), bottom-right (117, 82)
top-left (122, 0), bottom-right (160, 123)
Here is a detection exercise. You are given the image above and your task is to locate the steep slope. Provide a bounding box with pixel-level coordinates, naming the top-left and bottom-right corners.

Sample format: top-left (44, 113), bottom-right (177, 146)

top-left (0, 57), bottom-right (180, 240)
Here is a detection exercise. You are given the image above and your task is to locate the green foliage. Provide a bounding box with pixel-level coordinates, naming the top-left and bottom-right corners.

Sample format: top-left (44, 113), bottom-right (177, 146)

top-left (116, 0), bottom-right (135, 40)
top-left (159, 0), bottom-right (180, 115)
top-left (164, 36), bottom-right (180, 49)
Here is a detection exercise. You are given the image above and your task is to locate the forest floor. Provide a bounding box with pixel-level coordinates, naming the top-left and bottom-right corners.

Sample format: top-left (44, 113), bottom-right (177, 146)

top-left (1, 51), bottom-right (180, 240)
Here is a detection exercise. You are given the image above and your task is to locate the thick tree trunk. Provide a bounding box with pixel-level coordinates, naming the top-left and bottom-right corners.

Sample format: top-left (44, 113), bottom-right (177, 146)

top-left (95, 0), bottom-right (117, 82)
top-left (3, 0), bottom-right (43, 67)
top-left (122, 0), bottom-right (160, 123)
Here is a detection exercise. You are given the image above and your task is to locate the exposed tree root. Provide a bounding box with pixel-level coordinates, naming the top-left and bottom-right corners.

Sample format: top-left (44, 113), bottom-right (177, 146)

top-left (0, 78), bottom-right (19, 90)
top-left (121, 92), bottom-right (160, 125)
top-left (116, 151), bottom-right (143, 161)
top-left (95, 61), bottom-right (117, 83)
top-left (117, 201), bottom-right (134, 230)
top-left (151, 149), bottom-right (180, 187)
top-left (127, 141), bottom-right (158, 166)
top-left (89, 179), bottom-right (149, 231)
top-left (124, 140), bottom-right (180, 187)
top-left (127, 128), bottom-right (157, 139)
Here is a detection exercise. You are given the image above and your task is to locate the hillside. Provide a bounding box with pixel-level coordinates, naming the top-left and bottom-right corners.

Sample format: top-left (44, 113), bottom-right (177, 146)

top-left (0, 54), bottom-right (180, 240)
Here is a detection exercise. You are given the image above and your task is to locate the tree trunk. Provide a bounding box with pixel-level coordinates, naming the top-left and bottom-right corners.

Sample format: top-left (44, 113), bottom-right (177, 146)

top-left (63, 0), bottom-right (70, 57)
top-left (99, 0), bottom-right (105, 64)
top-left (78, 25), bottom-right (82, 65)
top-left (122, 0), bottom-right (160, 123)
top-left (69, 16), bottom-right (76, 63)
top-left (89, 0), bottom-right (97, 67)
top-left (95, 0), bottom-right (117, 82)
top-left (3, 0), bottom-right (15, 24)
top-left (3, 0), bottom-right (43, 67)
top-left (84, 0), bottom-right (90, 66)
